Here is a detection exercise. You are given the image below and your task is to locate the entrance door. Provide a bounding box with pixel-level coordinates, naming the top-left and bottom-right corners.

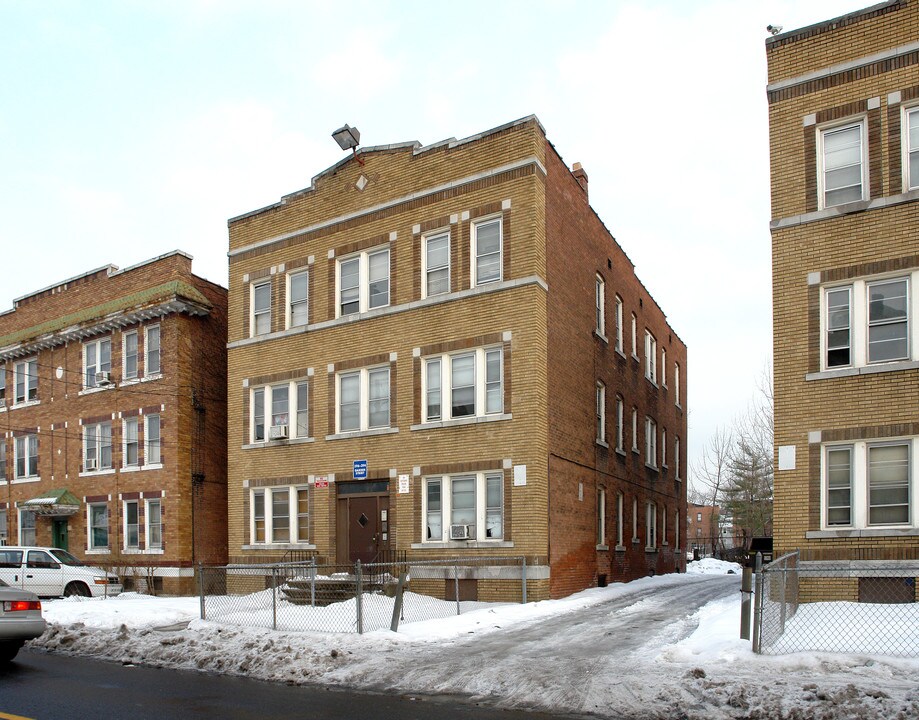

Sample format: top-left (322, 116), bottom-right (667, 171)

top-left (52, 519), bottom-right (69, 551)
top-left (336, 485), bottom-right (390, 565)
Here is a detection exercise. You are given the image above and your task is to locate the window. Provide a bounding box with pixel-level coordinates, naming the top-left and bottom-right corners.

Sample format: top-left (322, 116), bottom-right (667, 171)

top-left (697, 512), bottom-right (702, 522)
top-left (251, 382), bottom-right (309, 441)
top-left (124, 500), bottom-right (139, 549)
top-left (675, 436), bottom-right (681, 480)
top-left (83, 422), bottom-right (112, 471)
top-left (0, 509), bottom-right (6, 544)
top-left (615, 396), bottom-right (624, 451)
top-left (616, 493), bottom-right (624, 546)
top-left (145, 415), bottom-right (161, 465)
top-left (89, 503), bottom-right (109, 549)
top-left (123, 331), bottom-right (138, 380)
top-left (631, 313), bottom-right (637, 356)
top-left (645, 417), bottom-right (657, 467)
top-left (907, 106), bottom-right (919, 191)
top-left (596, 382), bottom-right (606, 443)
top-left (674, 363), bottom-right (681, 406)
top-left (83, 337), bottom-right (112, 388)
top-left (822, 440), bottom-right (915, 529)
top-left (423, 472), bottom-right (503, 542)
top-left (661, 349), bottom-right (667, 386)
top-left (822, 276), bottom-right (912, 370)
top-left (423, 231), bottom-right (450, 297)
top-left (595, 275), bottom-right (605, 336)
top-left (337, 247), bottom-right (390, 316)
top-left (632, 499), bottom-right (638, 542)
top-left (19, 510), bottom-right (36, 546)
top-left (675, 510), bottom-right (681, 550)
top-left (819, 120), bottom-right (866, 208)
top-left (661, 428), bottom-right (667, 467)
top-left (472, 217), bottom-right (502, 286)
top-left (146, 499), bottom-right (162, 549)
top-left (288, 271), bottom-right (309, 328)
top-left (145, 325), bottom-right (161, 375)
top-left (422, 347), bottom-right (502, 423)
top-left (337, 366), bottom-right (390, 433)
top-left (631, 408), bottom-right (638, 452)
top-left (0, 441), bottom-right (5, 481)
top-left (123, 418), bottom-right (139, 467)
top-left (0, 363), bottom-right (5, 403)
top-left (597, 488), bottom-right (606, 546)
top-left (249, 486), bottom-right (310, 544)
top-left (646, 502), bottom-right (657, 549)
top-left (15, 435), bottom-right (38, 479)
top-left (252, 281), bottom-right (271, 335)
top-left (14, 359), bottom-right (37, 403)
top-left (645, 331), bottom-right (657, 383)
top-left (615, 297), bottom-right (623, 352)
top-left (662, 507), bottom-right (668, 545)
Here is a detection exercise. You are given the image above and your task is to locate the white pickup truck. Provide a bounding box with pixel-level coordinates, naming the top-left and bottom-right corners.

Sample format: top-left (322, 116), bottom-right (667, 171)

top-left (0, 547), bottom-right (122, 598)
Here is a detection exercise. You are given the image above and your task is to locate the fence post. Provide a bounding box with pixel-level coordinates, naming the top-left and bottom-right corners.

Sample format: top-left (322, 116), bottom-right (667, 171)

top-left (356, 560), bottom-right (363, 634)
top-left (310, 558), bottom-right (316, 607)
top-left (454, 561), bottom-right (460, 616)
top-left (521, 556), bottom-right (527, 604)
top-left (779, 561), bottom-right (787, 636)
top-left (752, 552), bottom-right (763, 653)
top-left (198, 563), bottom-right (205, 621)
top-left (271, 566), bottom-right (278, 631)
top-left (740, 564), bottom-right (753, 640)
top-left (390, 570), bottom-right (407, 633)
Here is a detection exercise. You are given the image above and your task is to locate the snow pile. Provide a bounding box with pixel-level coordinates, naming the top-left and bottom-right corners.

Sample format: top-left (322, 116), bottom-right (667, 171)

top-left (43, 592), bottom-right (200, 629)
top-left (686, 557), bottom-right (743, 575)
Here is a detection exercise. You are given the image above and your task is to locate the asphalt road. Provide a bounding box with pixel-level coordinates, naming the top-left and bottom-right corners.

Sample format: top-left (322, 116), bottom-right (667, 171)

top-left (0, 649), bottom-right (586, 720)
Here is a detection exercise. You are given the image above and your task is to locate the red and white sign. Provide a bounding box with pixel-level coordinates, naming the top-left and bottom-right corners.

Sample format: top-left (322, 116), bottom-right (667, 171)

top-left (314, 475), bottom-right (329, 489)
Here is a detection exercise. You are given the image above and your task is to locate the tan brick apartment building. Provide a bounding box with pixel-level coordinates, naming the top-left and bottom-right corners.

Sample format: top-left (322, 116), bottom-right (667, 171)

top-left (0, 251), bottom-right (227, 593)
top-left (767, 0), bottom-right (919, 597)
top-left (227, 116), bottom-right (687, 600)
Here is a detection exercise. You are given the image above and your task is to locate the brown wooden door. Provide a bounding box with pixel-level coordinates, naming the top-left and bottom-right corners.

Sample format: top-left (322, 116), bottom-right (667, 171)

top-left (340, 494), bottom-right (389, 564)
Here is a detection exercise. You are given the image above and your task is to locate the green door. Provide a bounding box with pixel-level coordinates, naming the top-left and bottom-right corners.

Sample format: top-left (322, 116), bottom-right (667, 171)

top-left (52, 519), bottom-right (68, 551)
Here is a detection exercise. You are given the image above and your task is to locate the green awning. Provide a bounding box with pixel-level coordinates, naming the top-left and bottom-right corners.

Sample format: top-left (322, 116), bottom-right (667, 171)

top-left (21, 488), bottom-right (81, 516)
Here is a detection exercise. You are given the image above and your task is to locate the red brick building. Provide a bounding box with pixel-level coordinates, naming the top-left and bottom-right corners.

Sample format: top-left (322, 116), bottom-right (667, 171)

top-left (226, 116), bottom-right (686, 599)
top-left (0, 251), bottom-right (227, 594)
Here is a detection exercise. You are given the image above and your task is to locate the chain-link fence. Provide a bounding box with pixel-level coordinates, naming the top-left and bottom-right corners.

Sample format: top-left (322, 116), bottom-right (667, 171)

top-left (754, 551), bottom-right (919, 657)
top-left (198, 556), bottom-right (529, 634)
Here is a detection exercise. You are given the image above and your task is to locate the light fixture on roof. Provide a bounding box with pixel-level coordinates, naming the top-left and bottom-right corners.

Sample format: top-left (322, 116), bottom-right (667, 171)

top-left (767, 24), bottom-right (783, 35)
top-left (331, 123), bottom-right (365, 166)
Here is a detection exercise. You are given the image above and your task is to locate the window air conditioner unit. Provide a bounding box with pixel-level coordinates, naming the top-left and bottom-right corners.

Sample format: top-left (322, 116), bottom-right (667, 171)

top-left (449, 524), bottom-right (472, 541)
top-left (95, 371), bottom-right (113, 386)
top-left (269, 424), bottom-right (289, 440)
top-left (85, 458), bottom-right (97, 471)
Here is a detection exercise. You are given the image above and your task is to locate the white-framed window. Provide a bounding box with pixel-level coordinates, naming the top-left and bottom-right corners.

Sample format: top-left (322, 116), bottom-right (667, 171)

top-left (631, 313), bottom-right (637, 356)
top-left (337, 247), bottom-right (390, 316)
top-left (645, 417), bottom-right (657, 468)
top-left (661, 428), bottom-right (667, 467)
top-left (615, 296), bottom-right (623, 352)
top-left (615, 396), bottom-right (624, 452)
top-left (472, 217), bottom-right (502, 286)
top-left (251, 281), bottom-right (271, 335)
top-left (423, 472), bottom-right (503, 542)
top-left (632, 498), bottom-right (639, 542)
top-left (906, 105), bottom-right (919, 191)
top-left (337, 367), bottom-right (390, 433)
top-left (288, 270), bottom-right (309, 328)
top-left (822, 439), bottom-right (916, 529)
top-left (662, 506), bottom-right (668, 545)
top-left (19, 509), bottom-right (36, 546)
top-left (818, 118), bottom-right (867, 209)
top-left (0, 441), bottom-right (6, 481)
top-left (123, 331), bottom-right (138, 380)
top-left (595, 275), bottom-right (605, 336)
top-left (645, 330), bottom-right (657, 383)
top-left (597, 487), bottom-right (606, 546)
top-left (821, 275), bottom-right (913, 370)
top-left (145, 414), bottom-right (161, 465)
top-left (423, 230), bottom-right (451, 298)
top-left (145, 325), bottom-right (161, 375)
top-left (83, 422), bottom-right (112, 471)
top-left (123, 418), bottom-right (139, 467)
top-left (596, 382), bottom-right (606, 443)
top-left (83, 337), bottom-right (112, 388)
top-left (14, 435), bottom-right (38, 479)
top-left (616, 493), bottom-right (624, 547)
top-left (13, 359), bottom-right (37, 404)
top-left (661, 348), bottom-right (667, 386)
top-left (251, 381), bottom-right (309, 441)
top-left (675, 436), bottom-right (681, 480)
top-left (675, 510), bottom-right (681, 550)
top-left (124, 500), bottom-right (139, 549)
top-left (674, 363), bottom-right (681, 407)
top-left (0, 509), bottom-right (6, 544)
top-left (422, 347), bottom-right (502, 423)
top-left (631, 407), bottom-right (638, 452)
top-left (646, 502), bottom-right (657, 549)
top-left (0, 362), bottom-right (6, 404)
top-left (249, 486), bottom-right (309, 545)
top-left (146, 498), bottom-right (162, 549)
top-left (88, 503), bottom-right (109, 549)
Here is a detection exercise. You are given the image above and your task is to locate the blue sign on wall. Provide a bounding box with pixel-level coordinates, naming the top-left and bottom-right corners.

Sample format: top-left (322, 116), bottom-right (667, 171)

top-left (353, 459), bottom-right (368, 480)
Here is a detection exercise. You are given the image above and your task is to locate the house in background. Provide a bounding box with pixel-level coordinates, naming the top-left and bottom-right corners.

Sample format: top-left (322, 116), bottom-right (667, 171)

top-left (0, 251), bottom-right (227, 594)
top-left (767, 0), bottom-right (919, 601)
top-left (226, 115), bottom-right (687, 600)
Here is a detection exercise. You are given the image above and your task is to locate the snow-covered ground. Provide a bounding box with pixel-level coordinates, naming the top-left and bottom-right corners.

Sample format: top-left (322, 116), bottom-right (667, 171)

top-left (30, 559), bottom-right (919, 720)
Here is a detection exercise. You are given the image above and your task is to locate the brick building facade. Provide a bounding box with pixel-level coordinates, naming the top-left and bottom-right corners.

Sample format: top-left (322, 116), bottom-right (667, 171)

top-left (767, 0), bottom-right (919, 598)
top-left (0, 251), bottom-right (227, 594)
top-left (227, 116), bottom-right (686, 600)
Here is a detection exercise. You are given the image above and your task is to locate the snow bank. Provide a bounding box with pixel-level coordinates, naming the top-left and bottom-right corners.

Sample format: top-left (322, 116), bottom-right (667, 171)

top-left (685, 557), bottom-right (743, 575)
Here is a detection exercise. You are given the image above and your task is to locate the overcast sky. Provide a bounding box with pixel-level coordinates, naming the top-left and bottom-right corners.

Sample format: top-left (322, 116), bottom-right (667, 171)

top-left (0, 0), bottom-right (867, 478)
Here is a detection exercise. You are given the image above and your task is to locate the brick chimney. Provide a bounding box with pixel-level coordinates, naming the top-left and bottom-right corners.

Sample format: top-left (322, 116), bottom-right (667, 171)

top-left (572, 162), bottom-right (588, 199)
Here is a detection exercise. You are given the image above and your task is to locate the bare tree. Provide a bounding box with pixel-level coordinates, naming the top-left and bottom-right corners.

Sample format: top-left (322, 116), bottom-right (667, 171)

top-left (691, 426), bottom-right (734, 556)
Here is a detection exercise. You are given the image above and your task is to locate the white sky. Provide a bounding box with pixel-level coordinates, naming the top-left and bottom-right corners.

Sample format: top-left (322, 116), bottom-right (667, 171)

top-left (0, 1), bottom-right (869, 474)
